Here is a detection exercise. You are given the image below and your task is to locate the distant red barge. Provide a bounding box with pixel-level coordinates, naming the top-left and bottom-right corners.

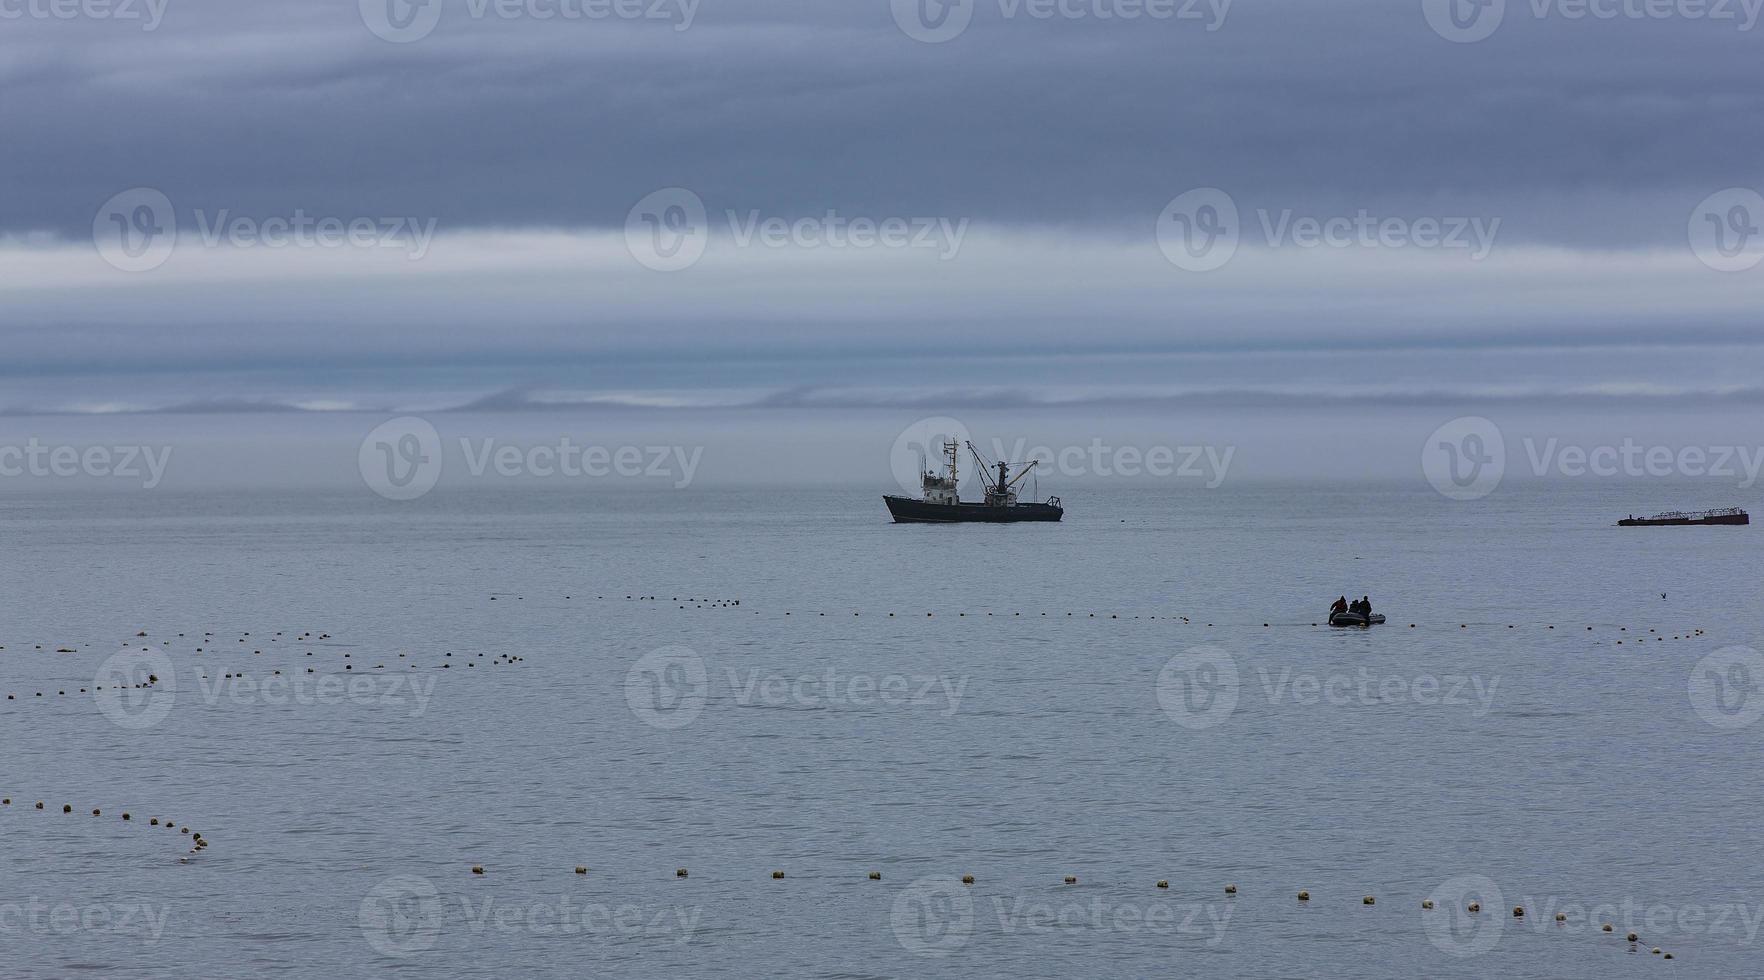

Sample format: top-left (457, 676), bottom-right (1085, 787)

top-left (1617, 508), bottom-right (1749, 527)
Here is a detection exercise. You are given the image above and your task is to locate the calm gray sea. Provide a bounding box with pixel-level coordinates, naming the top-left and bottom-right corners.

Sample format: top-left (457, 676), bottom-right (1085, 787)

top-left (1, 483), bottom-right (1759, 978)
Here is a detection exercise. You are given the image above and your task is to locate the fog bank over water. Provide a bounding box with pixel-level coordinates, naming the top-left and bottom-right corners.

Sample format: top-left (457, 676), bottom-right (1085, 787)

top-left (5, 404), bottom-right (1763, 500)
top-left (2, 342), bottom-right (1761, 416)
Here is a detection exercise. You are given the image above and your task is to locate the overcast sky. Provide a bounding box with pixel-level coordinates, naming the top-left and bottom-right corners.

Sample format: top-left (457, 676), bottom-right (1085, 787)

top-left (2, 0), bottom-right (1762, 414)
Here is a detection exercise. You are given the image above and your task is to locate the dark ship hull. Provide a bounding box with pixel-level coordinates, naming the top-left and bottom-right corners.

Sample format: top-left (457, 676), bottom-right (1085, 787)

top-left (1618, 509), bottom-right (1749, 527)
top-left (1329, 612), bottom-right (1386, 628)
top-left (884, 495), bottom-right (1064, 524)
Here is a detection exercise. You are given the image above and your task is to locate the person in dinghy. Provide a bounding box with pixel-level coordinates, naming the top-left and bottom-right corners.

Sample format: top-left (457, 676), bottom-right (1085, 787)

top-left (1329, 595), bottom-right (1385, 627)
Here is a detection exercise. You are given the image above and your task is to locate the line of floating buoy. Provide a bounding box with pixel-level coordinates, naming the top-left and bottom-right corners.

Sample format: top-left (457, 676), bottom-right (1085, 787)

top-left (1414, 900), bottom-right (1676, 958)
top-left (607, 607), bottom-right (1714, 639)
top-left (2, 795), bottom-right (211, 860)
top-left (0, 823), bottom-right (1672, 942)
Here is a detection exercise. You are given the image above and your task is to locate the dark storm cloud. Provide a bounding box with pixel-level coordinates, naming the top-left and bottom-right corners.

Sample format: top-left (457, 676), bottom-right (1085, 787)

top-left (2, 0), bottom-right (1761, 246)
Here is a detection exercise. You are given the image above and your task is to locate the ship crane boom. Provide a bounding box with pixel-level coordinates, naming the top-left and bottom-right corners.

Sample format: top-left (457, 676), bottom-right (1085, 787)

top-left (966, 442), bottom-right (1039, 493)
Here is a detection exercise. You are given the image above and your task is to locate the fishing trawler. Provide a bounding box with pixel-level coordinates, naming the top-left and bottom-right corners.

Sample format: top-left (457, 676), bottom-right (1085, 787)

top-left (1617, 507), bottom-right (1749, 527)
top-left (884, 440), bottom-right (1064, 523)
